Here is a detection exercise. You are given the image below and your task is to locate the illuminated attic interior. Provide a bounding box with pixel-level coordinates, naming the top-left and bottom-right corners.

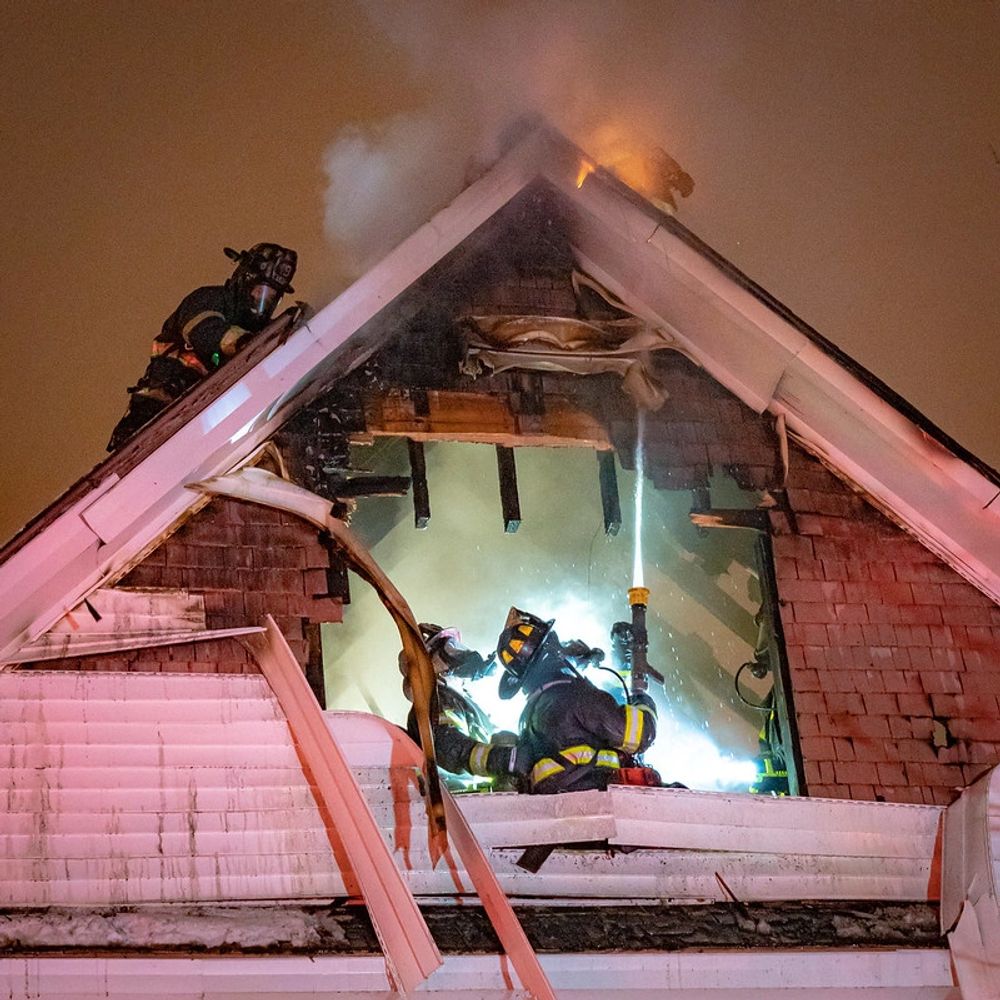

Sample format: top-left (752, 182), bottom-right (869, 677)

top-left (321, 436), bottom-right (782, 793)
top-left (274, 181), bottom-right (796, 795)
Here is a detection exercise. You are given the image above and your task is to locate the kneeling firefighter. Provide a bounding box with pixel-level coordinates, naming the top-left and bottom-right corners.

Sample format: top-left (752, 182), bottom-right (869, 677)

top-left (108, 242), bottom-right (299, 451)
top-left (401, 624), bottom-right (528, 787)
top-left (496, 608), bottom-right (658, 793)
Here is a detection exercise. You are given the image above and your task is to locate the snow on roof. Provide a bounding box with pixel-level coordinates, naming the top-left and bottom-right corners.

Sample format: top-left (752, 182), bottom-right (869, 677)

top-left (0, 126), bottom-right (997, 665)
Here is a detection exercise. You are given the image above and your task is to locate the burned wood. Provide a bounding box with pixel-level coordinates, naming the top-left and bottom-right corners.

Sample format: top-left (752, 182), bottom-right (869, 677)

top-left (303, 622), bottom-right (327, 709)
top-left (511, 372), bottom-right (546, 435)
top-left (319, 531), bottom-right (351, 604)
top-left (495, 446), bottom-right (522, 533)
top-left (597, 451), bottom-right (622, 536)
top-left (361, 389), bottom-right (610, 450)
top-left (322, 475), bottom-right (411, 499)
top-left (689, 508), bottom-right (771, 531)
top-left (410, 388), bottom-right (431, 417)
top-left (407, 439), bottom-right (431, 529)
top-left (0, 901), bottom-right (943, 955)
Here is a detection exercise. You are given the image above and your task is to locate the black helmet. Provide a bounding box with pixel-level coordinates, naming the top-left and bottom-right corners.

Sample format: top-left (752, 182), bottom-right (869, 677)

top-left (496, 607), bottom-right (554, 700)
top-left (224, 242), bottom-right (297, 328)
top-left (419, 623), bottom-right (495, 681)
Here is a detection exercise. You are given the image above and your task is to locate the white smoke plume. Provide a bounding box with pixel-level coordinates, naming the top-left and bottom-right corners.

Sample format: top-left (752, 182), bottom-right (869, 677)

top-left (322, 0), bottom-right (706, 277)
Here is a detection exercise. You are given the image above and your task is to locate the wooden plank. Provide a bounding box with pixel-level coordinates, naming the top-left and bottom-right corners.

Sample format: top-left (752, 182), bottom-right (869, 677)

top-left (362, 389), bottom-right (612, 449)
top-left (304, 622), bottom-right (326, 709)
top-left (495, 446), bottom-right (521, 533)
top-left (407, 439), bottom-right (431, 529)
top-left (597, 451), bottom-right (622, 536)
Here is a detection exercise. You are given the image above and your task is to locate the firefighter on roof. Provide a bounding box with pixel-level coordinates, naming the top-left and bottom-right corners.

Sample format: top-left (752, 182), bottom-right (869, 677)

top-left (496, 608), bottom-right (658, 793)
top-left (401, 624), bottom-right (528, 788)
top-left (107, 242), bottom-right (298, 451)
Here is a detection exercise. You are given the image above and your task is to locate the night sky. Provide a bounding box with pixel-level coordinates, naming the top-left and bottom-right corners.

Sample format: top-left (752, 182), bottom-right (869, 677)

top-left (2, 1), bottom-right (998, 544)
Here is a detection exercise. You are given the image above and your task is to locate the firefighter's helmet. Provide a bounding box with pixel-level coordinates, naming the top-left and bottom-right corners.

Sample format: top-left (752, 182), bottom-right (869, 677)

top-left (496, 607), bottom-right (554, 700)
top-left (224, 242), bottom-right (297, 328)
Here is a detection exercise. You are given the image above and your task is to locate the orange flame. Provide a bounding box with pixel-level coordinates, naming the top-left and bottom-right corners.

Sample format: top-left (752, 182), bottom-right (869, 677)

top-left (575, 160), bottom-right (596, 188)
top-left (577, 123), bottom-right (693, 212)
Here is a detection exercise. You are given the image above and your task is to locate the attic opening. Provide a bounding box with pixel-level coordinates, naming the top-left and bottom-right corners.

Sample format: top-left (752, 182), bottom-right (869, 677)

top-left (317, 434), bottom-right (795, 795)
top-left (278, 179), bottom-right (799, 795)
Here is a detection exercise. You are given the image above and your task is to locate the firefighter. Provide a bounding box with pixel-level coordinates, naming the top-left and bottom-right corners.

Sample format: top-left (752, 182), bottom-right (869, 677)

top-left (496, 608), bottom-right (658, 793)
top-left (749, 691), bottom-right (789, 796)
top-left (107, 242), bottom-right (298, 451)
top-left (401, 624), bottom-right (527, 787)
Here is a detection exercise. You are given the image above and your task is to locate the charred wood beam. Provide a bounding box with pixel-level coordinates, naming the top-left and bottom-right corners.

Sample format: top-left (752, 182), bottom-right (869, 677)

top-left (495, 446), bottom-right (522, 533)
top-left (318, 531), bottom-right (351, 605)
top-left (1, 901), bottom-right (943, 955)
top-left (303, 622), bottom-right (327, 709)
top-left (360, 389), bottom-right (611, 450)
top-left (688, 508), bottom-right (771, 531)
top-left (321, 474), bottom-right (412, 499)
top-left (511, 372), bottom-right (546, 434)
top-left (407, 439), bottom-right (431, 529)
top-left (597, 451), bottom-right (621, 537)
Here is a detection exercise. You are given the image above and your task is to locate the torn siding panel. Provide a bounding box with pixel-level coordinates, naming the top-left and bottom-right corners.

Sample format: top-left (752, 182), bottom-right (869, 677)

top-left (0, 673), bottom-right (950, 915)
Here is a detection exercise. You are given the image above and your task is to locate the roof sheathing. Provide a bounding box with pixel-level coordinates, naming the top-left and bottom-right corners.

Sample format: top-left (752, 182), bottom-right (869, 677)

top-left (0, 127), bottom-right (998, 665)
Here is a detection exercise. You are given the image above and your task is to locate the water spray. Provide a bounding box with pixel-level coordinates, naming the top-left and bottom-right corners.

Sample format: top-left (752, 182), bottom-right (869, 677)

top-left (627, 409), bottom-right (661, 695)
top-left (632, 409), bottom-right (646, 590)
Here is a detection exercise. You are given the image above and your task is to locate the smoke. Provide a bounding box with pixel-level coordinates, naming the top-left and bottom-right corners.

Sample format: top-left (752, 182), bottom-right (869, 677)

top-left (321, 0), bottom-right (707, 277)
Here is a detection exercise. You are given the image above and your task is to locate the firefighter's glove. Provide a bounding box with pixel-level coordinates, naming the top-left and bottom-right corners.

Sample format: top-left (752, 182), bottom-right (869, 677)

top-left (560, 639), bottom-right (605, 668)
top-left (505, 731), bottom-right (537, 779)
top-left (629, 691), bottom-right (657, 716)
top-left (278, 300), bottom-right (310, 328)
top-left (444, 647), bottom-right (496, 681)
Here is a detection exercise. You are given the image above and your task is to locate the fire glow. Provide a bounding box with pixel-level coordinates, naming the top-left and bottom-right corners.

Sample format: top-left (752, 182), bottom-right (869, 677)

top-left (575, 159), bottom-right (596, 188)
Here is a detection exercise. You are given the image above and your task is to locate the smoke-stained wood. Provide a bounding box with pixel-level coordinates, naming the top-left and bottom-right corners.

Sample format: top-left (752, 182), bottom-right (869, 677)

top-left (407, 439), bottom-right (431, 529)
top-left (360, 389), bottom-right (611, 450)
top-left (495, 446), bottom-right (522, 533)
top-left (597, 451), bottom-right (622, 536)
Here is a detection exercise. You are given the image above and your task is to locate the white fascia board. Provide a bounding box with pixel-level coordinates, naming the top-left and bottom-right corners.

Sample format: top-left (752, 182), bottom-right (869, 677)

top-left (0, 143), bottom-right (540, 665)
top-left (941, 765), bottom-right (1000, 989)
top-left (542, 158), bottom-right (809, 412)
top-left (778, 374), bottom-right (1000, 599)
top-left (0, 950), bottom-right (957, 996)
top-left (542, 157), bottom-right (1000, 604)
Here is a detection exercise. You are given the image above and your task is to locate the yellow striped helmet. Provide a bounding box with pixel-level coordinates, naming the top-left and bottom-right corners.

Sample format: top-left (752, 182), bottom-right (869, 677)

top-left (496, 607), bottom-right (554, 699)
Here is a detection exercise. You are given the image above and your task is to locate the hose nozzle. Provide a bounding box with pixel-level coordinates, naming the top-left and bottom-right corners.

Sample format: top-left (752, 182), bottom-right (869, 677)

top-left (628, 586), bottom-right (650, 609)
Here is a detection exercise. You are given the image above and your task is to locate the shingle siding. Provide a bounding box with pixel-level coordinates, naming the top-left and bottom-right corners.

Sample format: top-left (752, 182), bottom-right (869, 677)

top-left (28, 498), bottom-right (340, 675)
top-left (633, 355), bottom-right (1000, 806)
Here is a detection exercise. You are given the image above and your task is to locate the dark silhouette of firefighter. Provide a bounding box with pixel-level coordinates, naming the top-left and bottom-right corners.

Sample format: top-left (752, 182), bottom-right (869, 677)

top-left (107, 242), bottom-right (298, 451)
top-left (401, 624), bottom-right (528, 788)
top-left (495, 608), bottom-right (658, 793)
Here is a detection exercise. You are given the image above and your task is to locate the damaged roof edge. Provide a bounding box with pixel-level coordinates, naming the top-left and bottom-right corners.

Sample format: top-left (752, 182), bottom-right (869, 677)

top-left (1, 123), bottom-right (998, 665)
top-left (533, 127), bottom-right (1000, 490)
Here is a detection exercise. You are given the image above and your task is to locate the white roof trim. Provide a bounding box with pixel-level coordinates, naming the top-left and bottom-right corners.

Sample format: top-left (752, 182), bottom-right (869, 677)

top-left (0, 950), bottom-right (957, 997)
top-left (1, 128), bottom-right (997, 664)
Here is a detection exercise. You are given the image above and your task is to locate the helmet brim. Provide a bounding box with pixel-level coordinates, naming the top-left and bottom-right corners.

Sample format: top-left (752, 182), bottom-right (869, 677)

top-left (498, 668), bottom-right (523, 700)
